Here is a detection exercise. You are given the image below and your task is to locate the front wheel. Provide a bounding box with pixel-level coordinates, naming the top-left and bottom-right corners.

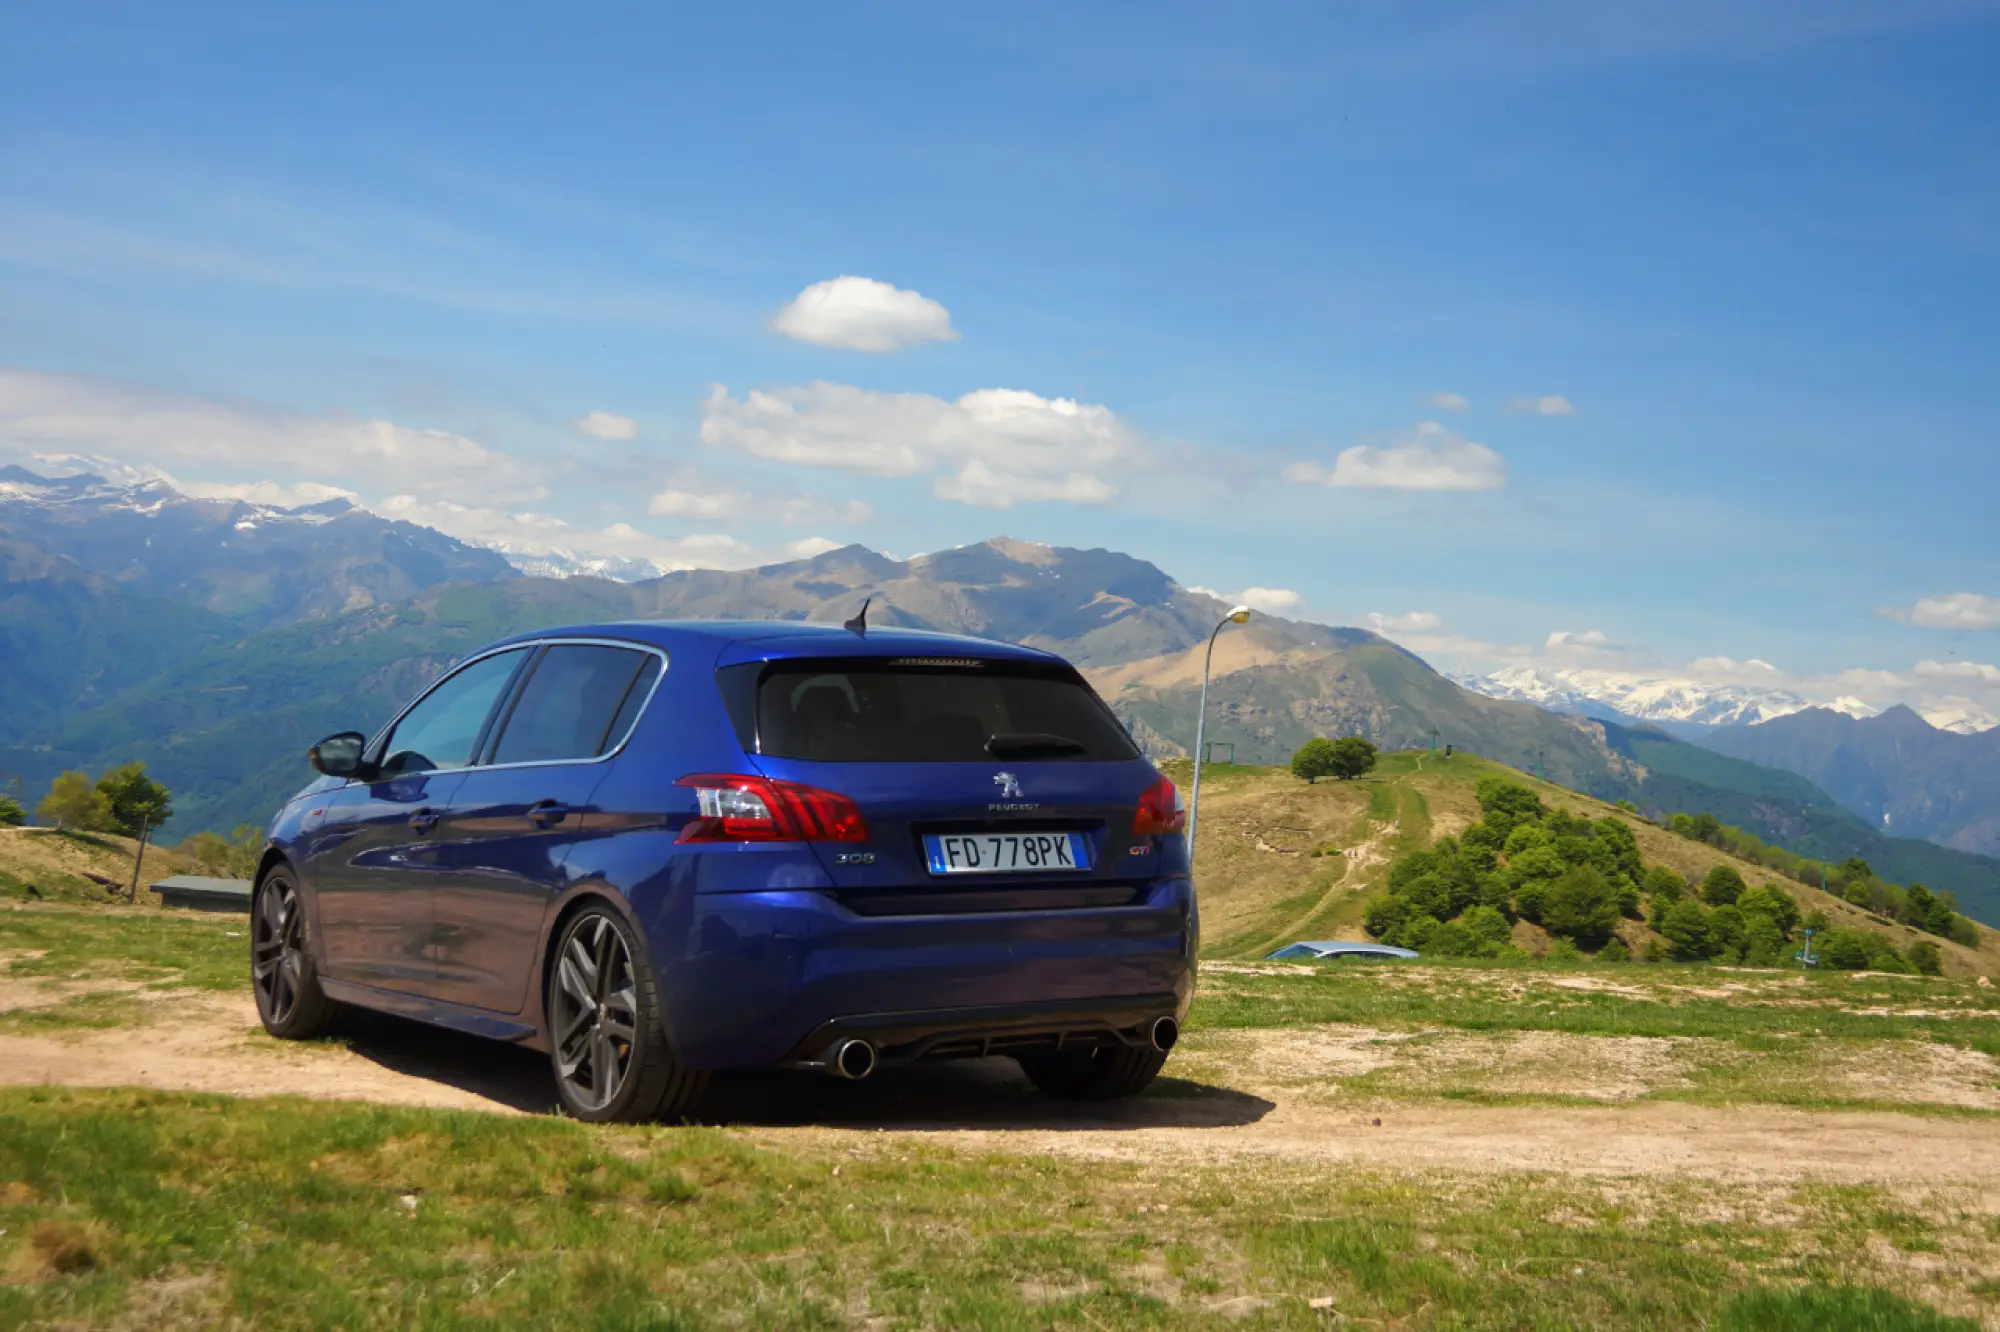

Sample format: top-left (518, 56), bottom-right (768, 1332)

top-left (546, 905), bottom-right (707, 1123)
top-left (251, 868), bottom-right (341, 1039)
top-left (1018, 1043), bottom-right (1168, 1100)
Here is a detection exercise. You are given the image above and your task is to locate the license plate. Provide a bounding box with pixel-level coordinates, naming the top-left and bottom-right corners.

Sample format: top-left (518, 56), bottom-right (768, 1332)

top-left (923, 831), bottom-right (1092, 875)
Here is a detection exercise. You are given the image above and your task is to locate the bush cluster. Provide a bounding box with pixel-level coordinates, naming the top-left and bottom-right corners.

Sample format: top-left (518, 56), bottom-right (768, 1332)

top-left (1666, 812), bottom-right (1978, 948)
top-left (1365, 778), bottom-right (1949, 973)
top-left (1365, 777), bottom-right (1647, 957)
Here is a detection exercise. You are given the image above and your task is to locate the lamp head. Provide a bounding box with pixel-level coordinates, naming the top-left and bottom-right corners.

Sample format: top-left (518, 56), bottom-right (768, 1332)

top-left (1227, 606), bottom-right (1252, 624)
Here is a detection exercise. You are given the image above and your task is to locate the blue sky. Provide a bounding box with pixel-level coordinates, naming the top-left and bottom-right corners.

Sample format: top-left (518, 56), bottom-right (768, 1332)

top-left (2, 2), bottom-right (1998, 719)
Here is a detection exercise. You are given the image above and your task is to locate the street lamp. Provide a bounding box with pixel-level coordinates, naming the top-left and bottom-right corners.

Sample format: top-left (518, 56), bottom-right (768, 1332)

top-left (1186, 605), bottom-right (1252, 862)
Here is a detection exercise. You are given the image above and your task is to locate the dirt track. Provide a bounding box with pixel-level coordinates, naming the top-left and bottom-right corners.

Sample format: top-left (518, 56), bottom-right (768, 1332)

top-left (5, 984), bottom-right (1999, 1187)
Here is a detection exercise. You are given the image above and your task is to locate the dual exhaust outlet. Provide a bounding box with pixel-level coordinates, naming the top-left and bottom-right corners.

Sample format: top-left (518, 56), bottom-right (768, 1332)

top-left (826, 1015), bottom-right (1179, 1081)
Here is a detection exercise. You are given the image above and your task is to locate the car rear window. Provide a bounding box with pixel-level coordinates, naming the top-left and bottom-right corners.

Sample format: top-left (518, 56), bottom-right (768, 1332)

top-left (732, 657), bottom-right (1140, 763)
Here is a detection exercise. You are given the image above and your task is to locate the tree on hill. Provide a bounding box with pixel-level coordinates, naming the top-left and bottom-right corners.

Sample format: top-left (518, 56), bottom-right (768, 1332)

top-left (38, 771), bottom-right (112, 832)
top-left (1542, 865), bottom-right (1621, 947)
top-left (95, 761), bottom-right (173, 838)
top-left (1700, 864), bottom-right (1746, 906)
top-left (0, 795), bottom-right (25, 827)
top-left (1325, 736), bottom-right (1378, 780)
top-left (1290, 738), bottom-right (1341, 784)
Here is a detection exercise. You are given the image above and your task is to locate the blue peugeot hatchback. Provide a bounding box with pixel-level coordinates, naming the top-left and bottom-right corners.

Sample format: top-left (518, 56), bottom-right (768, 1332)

top-left (252, 620), bottom-right (1196, 1121)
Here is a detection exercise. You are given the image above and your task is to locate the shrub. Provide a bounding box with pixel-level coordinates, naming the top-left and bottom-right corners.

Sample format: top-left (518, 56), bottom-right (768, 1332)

top-left (1399, 913), bottom-right (1442, 950)
top-left (1422, 919), bottom-right (1481, 957)
top-left (1290, 738), bottom-right (1341, 784)
top-left (1598, 936), bottom-right (1631, 963)
top-left (1817, 928), bottom-right (1873, 971)
top-left (1659, 900), bottom-right (1713, 961)
top-left (1474, 778), bottom-right (1544, 838)
top-left (1907, 940), bottom-right (1943, 976)
top-left (1741, 915), bottom-right (1789, 968)
top-left (1543, 865), bottom-right (1621, 947)
top-left (1460, 904), bottom-right (1513, 949)
top-left (1700, 864), bottom-right (1747, 907)
top-left (1546, 938), bottom-right (1584, 964)
top-left (1736, 884), bottom-right (1800, 935)
top-left (0, 795), bottom-right (24, 827)
top-left (1513, 878), bottom-right (1550, 925)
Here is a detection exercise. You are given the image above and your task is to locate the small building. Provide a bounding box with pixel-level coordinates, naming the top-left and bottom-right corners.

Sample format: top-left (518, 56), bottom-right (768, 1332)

top-left (150, 875), bottom-right (252, 913)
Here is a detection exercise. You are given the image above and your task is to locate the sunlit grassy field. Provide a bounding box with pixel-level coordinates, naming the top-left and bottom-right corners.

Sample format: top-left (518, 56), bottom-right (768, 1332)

top-left (2, 1087), bottom-right (1994, 1330)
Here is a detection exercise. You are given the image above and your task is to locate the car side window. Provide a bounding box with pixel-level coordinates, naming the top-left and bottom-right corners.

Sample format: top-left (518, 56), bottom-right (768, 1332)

top-left (378, 650), bottom-right (528, 776)
top-left (488, 645), bottom-right (659, 766)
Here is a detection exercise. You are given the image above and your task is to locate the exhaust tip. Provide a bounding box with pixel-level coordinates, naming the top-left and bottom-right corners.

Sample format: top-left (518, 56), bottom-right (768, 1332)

top-left (833, 1038), bottom-right (877, 1080)
top-left (1150, 1016), bottom-right (1180, 1053)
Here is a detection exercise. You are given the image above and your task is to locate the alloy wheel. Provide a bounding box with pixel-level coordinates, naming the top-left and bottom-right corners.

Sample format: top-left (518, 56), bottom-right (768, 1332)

top-left (251, 877), bottom-right (307, 1025)
top-left (551, 914), bottom-right (641, 1113)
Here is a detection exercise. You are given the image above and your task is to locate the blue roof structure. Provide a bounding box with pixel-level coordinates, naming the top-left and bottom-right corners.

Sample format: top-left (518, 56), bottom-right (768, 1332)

top-left (1265, 941), bottom-right (1420, 962)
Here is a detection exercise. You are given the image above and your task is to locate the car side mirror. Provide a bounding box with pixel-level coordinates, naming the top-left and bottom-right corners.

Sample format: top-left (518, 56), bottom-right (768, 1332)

top-left (309, 731), bottom-right (371, 779)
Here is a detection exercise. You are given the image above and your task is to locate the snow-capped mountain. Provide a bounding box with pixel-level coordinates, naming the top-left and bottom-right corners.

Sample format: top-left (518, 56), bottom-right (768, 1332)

top-left (1455, 664), bottom-right (1878, 731)
top-left (0, 464), bottom-right (517, 626)
top-left (491, 547), bottom-right (669, 582)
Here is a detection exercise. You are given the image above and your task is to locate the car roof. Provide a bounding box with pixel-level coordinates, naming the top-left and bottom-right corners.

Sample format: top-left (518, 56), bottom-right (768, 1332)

top-left (483, 619), bottom-right (1067, 664)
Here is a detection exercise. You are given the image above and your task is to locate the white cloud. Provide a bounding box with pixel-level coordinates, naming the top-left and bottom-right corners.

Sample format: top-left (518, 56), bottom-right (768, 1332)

top-left (700, 381), bottom-right (1142, 508)
top-left (1368, 611), bottom-right (1444, 634)
top-left (1545, 629), bottom-right (1613, 651)
top-left (647, 484), bottom-right (874, 526)
top-left (1688, 655), bottom-right (1780, 675)
top-left (1881, 592), bottom-right (2000, 631)
top-left (770, 276), bottom-right (959, 352)
top-left (1284, 422), bottom-right (1506, 492)
top-left (574, 410), bottom-right (638, 440)
top-left (170, 478), bottom-right (361, 508)
top-left (0, 368), bottom-right (542, 503)
top-left (1508, 394), bottom-right (1576, 416)
top-left (1428, 391), bottom-right (1469, 411)
top-left (1238, 587), bottom-right (1302, 614)
top-left (1915, 658), bottom-right (2000, 684)
top-left (786, 536), bottom-right (844, 560)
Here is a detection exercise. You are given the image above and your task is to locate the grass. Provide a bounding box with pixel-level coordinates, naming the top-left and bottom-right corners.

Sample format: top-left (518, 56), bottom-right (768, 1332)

top-left (0, 902), bottom-right (245, 992)
top-left (0, 1087), bottom-right (1993, 1329)
top-left (1189, 960), bottom-right (2000, 1054)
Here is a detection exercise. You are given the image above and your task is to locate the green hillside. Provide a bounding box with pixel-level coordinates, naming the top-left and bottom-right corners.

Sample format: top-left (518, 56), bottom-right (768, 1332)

top-left (1173, 752), bottom-right (2000, 980)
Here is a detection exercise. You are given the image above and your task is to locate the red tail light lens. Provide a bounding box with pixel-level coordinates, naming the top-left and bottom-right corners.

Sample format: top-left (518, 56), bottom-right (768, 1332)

top-left (1132, 775), bottom-right (1187, 836)
top-left (675, 774), bottom-right (869, 843)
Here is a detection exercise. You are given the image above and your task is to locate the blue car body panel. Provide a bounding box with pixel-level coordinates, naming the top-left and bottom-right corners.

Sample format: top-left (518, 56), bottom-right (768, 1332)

top-left (265, 620), bottom-right (1196, 1070)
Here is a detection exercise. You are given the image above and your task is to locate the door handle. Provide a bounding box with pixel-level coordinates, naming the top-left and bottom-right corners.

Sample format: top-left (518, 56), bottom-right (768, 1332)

top-left (408, 808), bottom-right (439, 834)
top-left (527, 800), bottom-right (569, 829)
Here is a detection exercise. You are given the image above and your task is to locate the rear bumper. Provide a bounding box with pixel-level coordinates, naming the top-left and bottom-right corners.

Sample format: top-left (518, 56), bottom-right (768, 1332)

top-left (781, 993), bottom-right (1180, 1071)
top-left (652, 876), bottom-right (1195, 1069)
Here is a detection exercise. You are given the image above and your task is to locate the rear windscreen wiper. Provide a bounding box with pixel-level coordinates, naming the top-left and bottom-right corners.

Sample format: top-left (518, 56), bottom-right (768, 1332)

top-left (986, 732), bottom-right (1089, 758)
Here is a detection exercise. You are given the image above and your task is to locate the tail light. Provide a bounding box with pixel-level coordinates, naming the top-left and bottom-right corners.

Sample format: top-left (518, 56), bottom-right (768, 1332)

top-left (676, 774), bottom-right (869, 843)
top-left (1132, 775), bottom-right (1186, 836)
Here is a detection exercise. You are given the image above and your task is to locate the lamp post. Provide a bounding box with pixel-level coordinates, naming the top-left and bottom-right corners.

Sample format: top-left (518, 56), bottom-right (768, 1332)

top-left (1186, 605), bottom-right (1252, 862)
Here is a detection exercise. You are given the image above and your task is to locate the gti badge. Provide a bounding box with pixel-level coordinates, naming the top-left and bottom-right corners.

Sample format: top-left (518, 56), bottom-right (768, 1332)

top-left (993, 771), bottom-right (1023, 800)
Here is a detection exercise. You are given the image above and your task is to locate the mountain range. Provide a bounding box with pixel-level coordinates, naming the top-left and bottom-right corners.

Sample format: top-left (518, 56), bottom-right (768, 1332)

top-left (1703, 706), bottom-right (2000, 859)
top-left (1458, 663), bottom-right (1995, 736)
top-left (3, 466), bottom-right (1999, 924)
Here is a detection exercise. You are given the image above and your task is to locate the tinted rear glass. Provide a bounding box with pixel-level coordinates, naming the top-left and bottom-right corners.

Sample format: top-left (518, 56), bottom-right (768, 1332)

top-left (490, 645), bottom-right (657, 765)
top-left (745, 658), bottom-right (1139, 763)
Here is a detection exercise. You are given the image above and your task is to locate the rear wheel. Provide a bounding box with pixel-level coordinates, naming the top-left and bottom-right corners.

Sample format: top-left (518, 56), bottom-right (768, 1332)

top-left (1018, 1043), bottom-right (1168, 1100)
top-left (546, 905), bottom-right (707, 1123)
top-left (251, 868), bottom-right (341, 1039)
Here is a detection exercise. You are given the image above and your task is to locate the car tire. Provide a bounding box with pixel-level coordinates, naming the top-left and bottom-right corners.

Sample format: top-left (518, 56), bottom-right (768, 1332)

top-left (1017, 1043), bottom-right (1169, 1100)
top-left (546, 903), bottom-right (708, 1124)
top-left (251, 867), bottom-right (343, 1039)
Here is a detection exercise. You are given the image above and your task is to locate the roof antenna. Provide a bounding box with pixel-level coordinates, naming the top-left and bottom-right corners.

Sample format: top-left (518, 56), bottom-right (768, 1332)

top-left (843, 596), bottom-right (871, 635)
